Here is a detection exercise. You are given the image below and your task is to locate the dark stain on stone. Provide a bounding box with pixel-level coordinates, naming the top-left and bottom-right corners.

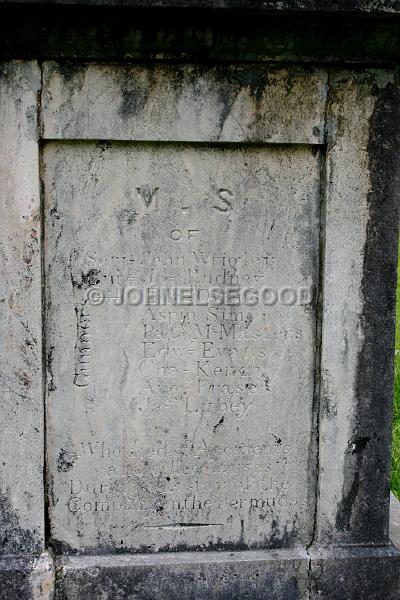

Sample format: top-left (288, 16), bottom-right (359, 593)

top-left (118, 69), bottom-right (156, 118)
top-left (50, 536), bottom-right (76, 557)
top-left (119, 85), bottom-right (148, 117)
top-left (213, 415), bottom-right (224, 432)
top-left (0, 560), bottom-right (34, 600)
top-left (56, 61), bottom-right (86, 87)
top-left (349, 436), bottom-right (370, 455)
top-left (70, 262), bottom-right (100, 291)
top-left (81, 269), bottom-right (100, 288)
top-left (239, 518), bottom-right (245, 546)
top-left (269, 517), bottom-right (297, 549)
top-left (56, 563), bottom-right (302, 600)
top-left (15, 371), bottom-right (31, 390)
top-left (47, 344), bottom-right (56, 392)
top-left (96, 140), bottom-right (112, 152)
top-left (232, 67), bottom-right (269, 105)
top-left (215, 86), bottom-right (237, 137)
top-left (187, 65), bottom-right (238, 139)
top-left (50, 205), bottom-right (60, 220)
top-left (57, 448), bottom-right (76, 473)
top-left (336, 76), bottom-right (400, 540)
top-left (244, 313), bottom-right (253, 328)
top-left (0, 488), bottom-right (41, 555)
top-left (336, 459), bottom-right (360, 532)
top-left (117, 206), bottom-right (138, 234)
top-left (321, 396), bottom-right (337, 420)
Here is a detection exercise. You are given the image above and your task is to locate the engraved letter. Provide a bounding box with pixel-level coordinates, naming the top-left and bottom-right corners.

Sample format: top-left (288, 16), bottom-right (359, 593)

top-left (213, 189), bottom-right (233, 213)
top-left (137, 186), bottom-right (159, 208)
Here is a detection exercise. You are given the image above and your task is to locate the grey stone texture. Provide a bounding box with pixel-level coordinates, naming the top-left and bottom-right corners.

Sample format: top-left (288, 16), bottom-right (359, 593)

top-left (57, 549), bottom-right (310, 600)
top-left (41, 63), bottom-right (327, 143)
top-left (317, 70), bottom-right (400, 546)
top-left (0, 61), bottom-right (44, 557)
top-left (1, 3), bottom-right (400, 599)
top-left (43, 141), bottom-right (320, 553)
top-left (309, 544), bottom-right (400, 600)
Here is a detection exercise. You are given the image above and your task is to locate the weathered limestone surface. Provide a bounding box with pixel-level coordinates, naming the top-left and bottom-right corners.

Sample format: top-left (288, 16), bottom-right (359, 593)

top-left (41, 63), bottom-right (327, 144)
top-left (0, 61), bottom-right (44, 557)
top-left (317, 71), bottom-right (400, 545)
top-left (43, 141), bottom-right (321, 553)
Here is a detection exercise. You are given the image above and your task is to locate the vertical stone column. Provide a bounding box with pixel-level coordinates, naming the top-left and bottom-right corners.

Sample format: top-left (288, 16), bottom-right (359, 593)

top-left (317, 70), bottom-right (400, 545)
top-left (0, 61), bottom-right (52, 598)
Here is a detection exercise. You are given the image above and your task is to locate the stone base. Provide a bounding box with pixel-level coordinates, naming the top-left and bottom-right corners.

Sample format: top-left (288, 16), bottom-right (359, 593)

top-left (1, 496), bottom-right (400, 600)
top-left (309, 545), bottom-right (400, 600)
top-left (1, 547), bottom-right (399, 600)
top-left (54, 545), bottom-right (400, 600)
top-left (57, 548), bottom-right (310, 600)
top-left (0, 554), bottom-right (54, 600)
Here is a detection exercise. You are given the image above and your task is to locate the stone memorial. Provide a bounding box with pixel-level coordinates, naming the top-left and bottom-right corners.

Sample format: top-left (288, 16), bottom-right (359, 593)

top-left (1, 2), bottom-right (400, 599)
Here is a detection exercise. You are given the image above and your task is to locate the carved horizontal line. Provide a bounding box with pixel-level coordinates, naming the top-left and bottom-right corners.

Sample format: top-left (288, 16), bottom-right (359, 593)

top-left (142, 523), bottom-right (223, 529)
top-left (40, 138), bottom-right (326, 148)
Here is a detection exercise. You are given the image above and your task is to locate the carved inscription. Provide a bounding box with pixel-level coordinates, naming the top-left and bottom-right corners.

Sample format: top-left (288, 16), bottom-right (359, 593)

top-left (44, 143), bottom-right (320, 552)
top-left (73, 305), bottom-right (91, 387)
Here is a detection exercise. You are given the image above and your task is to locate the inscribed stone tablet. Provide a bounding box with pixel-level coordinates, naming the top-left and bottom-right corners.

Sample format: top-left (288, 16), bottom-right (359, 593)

top-left (43, 142), bottom-right (320, 553)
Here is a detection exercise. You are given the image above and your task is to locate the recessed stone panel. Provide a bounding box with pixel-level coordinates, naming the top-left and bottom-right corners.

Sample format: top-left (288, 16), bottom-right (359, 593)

top-left (43, 141), bottom-right (320, 553)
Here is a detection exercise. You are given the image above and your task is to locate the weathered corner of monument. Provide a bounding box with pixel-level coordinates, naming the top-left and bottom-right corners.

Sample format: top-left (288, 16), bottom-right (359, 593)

top-left (30, 553), bottom-right (55, 600)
